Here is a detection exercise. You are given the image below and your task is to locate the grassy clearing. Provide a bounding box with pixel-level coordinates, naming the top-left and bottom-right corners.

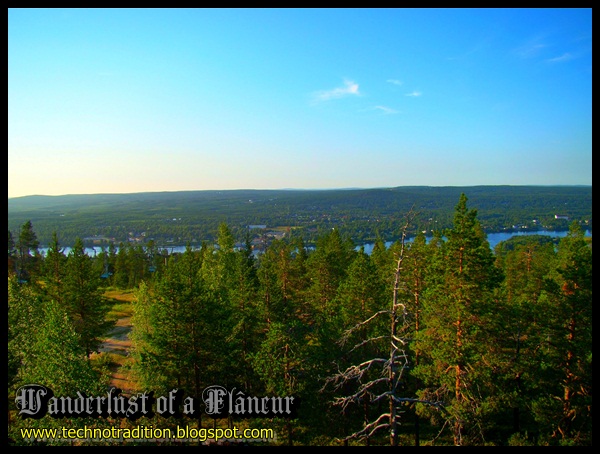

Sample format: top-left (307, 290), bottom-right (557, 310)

top-left (103, 287), bottom-right (135, 319)
top-left (107, 302), bottom-right (134, 320)
top-left (103, 287), bottom-right (137, 302)
top-left (272, 225), bottom-right (300, 231)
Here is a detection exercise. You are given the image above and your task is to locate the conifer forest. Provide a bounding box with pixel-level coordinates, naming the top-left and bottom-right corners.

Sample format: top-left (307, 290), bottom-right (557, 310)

top-left (8, 193), bottom-right (592, 446)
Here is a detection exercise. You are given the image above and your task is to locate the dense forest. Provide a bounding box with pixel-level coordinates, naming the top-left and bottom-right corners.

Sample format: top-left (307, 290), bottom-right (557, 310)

top-left (8, 185), bottom-right (593, 248)
top-left (7, 193), bottom-right (592, 446)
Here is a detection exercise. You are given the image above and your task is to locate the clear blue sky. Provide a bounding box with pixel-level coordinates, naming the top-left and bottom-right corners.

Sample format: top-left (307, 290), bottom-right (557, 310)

top-left (8, 8), bottom-right (592, 198)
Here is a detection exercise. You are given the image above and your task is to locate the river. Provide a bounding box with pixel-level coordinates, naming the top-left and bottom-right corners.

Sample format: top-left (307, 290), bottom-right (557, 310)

top-left (38, 229), bottom-right (590, 257)
top-left (358, 229), bottom-right (592, 255)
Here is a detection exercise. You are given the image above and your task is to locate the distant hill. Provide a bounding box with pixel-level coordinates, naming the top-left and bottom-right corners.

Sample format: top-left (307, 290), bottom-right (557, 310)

top-left (7, 186), bottom-right (592, 247)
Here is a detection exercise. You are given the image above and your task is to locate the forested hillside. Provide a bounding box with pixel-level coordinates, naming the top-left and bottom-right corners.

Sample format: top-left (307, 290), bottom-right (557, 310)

top-left (8, 194), bottom-right (592, 446)
top-left (8, 185), bottom-right (592, 248)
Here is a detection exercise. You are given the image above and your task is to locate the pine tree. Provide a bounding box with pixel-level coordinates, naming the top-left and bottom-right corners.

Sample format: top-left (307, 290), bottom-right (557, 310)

top-left (323, 211), bottom-right (443, 446)
top-left (16, 220), bottom-right (40, 283)
top-left (331, 248), bottom-right (388, 445)
top-left (257, 238), bottom-right (310, 327)
top-left (534, 222), bottom-right (592, 445)
top-left (227, 240), bottom-right (261, 393)
top-left (214, 222), bottom-right (237, 290)
top-left (402, 232), bottom-right (431, 446)
top-left (370, 236), bottom-right (393, 290)
top-left (252, 320), bottom-right (307, 445)
top-left (337, 248), bottom-right (387, 348)
top-left (130, 245), bottom-right (231, 401)
top-left (489, 237), bottom-right (556, 441)
top-left (253, 237), bottom-right (321, 444)
top-left (62, 238), bottom-right (113, 357)
top-left (8, 230), bottom-right (16, 277)
top-left (41, 232), bottom-right (67, 306)
top-left (414, 193), bottom-right (503, 445)
top-left (8, 276), bottom-right (109, 445)
top-left (113, 242), bottom-right (130, 288)
top-left (305, 228), bottom-right (356, 332)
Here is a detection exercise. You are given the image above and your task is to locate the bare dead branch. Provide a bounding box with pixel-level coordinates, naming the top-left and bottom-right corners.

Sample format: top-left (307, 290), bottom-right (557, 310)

top-left (344, 335), bottom-right (386, 354)
top-left (391, 334), bottom-right (406, 344)
top-left (322, 358), bottom-right (388, 392)
top-left (339, 309), bottom-right (390, 346)
top-left (341, 413), bottom-right (391, 442)
top-left (324, 207), bottom-right (446, 446)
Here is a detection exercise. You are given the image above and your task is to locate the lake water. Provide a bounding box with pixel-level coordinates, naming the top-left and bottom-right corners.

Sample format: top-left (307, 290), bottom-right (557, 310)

top-left (358, 229), bottom-right (592, 255)
top-left (39, 229), bottom-right (591, 257)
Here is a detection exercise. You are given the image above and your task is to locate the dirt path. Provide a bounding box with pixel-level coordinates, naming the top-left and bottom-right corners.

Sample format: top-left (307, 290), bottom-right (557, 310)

top-left (100, 317), bottom-right (132, 354)
top-left (99, 316), bottom-right (136, 394)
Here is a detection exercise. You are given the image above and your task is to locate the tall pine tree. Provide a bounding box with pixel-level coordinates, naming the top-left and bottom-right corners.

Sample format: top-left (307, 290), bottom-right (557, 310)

top-left (414, 193), bottom-right (503, 445)
top-left (62, 238), bottom-right (113, 358)
top-left (534, 222), bottom-right (592, 445)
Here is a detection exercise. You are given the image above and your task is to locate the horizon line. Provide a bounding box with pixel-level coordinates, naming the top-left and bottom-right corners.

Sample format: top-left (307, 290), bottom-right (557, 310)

top-left (8, 183), bottom-right (593, 200)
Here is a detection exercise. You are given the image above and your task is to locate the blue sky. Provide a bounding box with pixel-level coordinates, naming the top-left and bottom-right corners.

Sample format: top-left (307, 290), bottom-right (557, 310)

top-left (8, 8), bottom-right (592, 198)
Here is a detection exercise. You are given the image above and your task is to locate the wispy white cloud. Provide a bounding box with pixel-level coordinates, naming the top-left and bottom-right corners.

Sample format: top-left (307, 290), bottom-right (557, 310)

top-left (446, 38), bottom-right (491, 61)
top-left (513, 36), bottom-right (589, 64)
top-left (386, 79), bottom-right (403, 86)
top-left (312, 79), bottom-right (360, 103)
top-left (373, 105), bottom-right (399, 115)
top-left (513, 36), bottom-right (548, 59)
top-left (405, 90), bottom-right (422, 97)
top-left (546, 52), bottom-right (575, 63)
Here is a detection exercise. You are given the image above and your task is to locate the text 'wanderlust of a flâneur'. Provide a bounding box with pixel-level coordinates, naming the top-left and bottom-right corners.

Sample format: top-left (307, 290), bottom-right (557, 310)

top-left (16, 384), bottom-right (299, 420)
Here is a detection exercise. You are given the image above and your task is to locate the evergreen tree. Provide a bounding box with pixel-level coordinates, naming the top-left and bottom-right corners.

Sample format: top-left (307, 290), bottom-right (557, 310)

top-left (113, 242), bottom-right (130, 288)
top-left (130, 245), bottom-right (230, 401)
top-left (8, 276), bottom-right (109, 445)
top-left (414, 194), bottom-right (503, 445)
top-left (254, 237), bottom-right (322, 444)
top-left (534, 222), bottom-right (592, 445)
top-left (41, 232), bottom-right (67, 306)
top-left (16, 220), bottom-right (40, 282)
top-left (489, 237), bottom-right (556, 442)
top-left (402, 232), bottom-right (431, 446)
top-left (330, 247), bottom-right (388, 444)
top-left (324, 213), bottom-right (442, 446)
top-left (337, 248), bottom-right (387, 346)
top-left (8, 229), bottom-right (16, 276)
top-left (252, 320), bottom-right (307, 445)
top-left (370, 236), bottom-right (393, 289)
top-left (128, 244), bottom-right (149, 288)
top-left (62, 238), bottom-right (113, 357)
top-left (8, 276), bottom-right (38, 390)
top-left (211, 222), bottom-right (237, 290)
top-left (226, 240), bottom-right (261, 393)
top-left (107, 241), bottom-right (118, 279)
top-left (302, 229), bottom-right (358, 437)
top-left (305, 228), bottom-right (356, 328)
top-left (257, 238), bottom-right (310, 327)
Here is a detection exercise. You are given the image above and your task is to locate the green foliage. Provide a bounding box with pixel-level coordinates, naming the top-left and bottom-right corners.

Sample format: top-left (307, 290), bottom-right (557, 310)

top-left (8, 229), bottom-right (16, 257)
top-left (530, 222), bottom-right (593, 445)
top-left (62, 238), bottom-right (115, 357)
top-left (7, 194), bottom-right (592, 446)
top-left (15, 220), bottom-right (40, 282)
top-left (129, 246), bottom-right (232, 396)
top-left (8, 186), bottom-right (592, 248)
top-left (414, 194), bottom-right (504, 445)
top-left (8, 276), bottom-right (110, 446)
top-left (485, 236), bottom-right (557, 443)
top-left (41, 232), bottom-right (67, 305)
top-left (252, 321), bottom-right (307, 396)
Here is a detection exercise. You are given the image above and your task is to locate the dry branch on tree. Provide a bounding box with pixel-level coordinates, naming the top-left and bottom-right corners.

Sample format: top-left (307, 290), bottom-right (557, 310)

top-left (322, 208), bottom-right (443, 446)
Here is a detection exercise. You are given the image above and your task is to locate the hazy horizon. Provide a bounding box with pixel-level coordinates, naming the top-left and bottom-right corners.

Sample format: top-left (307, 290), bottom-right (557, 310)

top-left (7, 183), bottom-right (593, 200)
top-left (9, 8), bottom-right (592, 198)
